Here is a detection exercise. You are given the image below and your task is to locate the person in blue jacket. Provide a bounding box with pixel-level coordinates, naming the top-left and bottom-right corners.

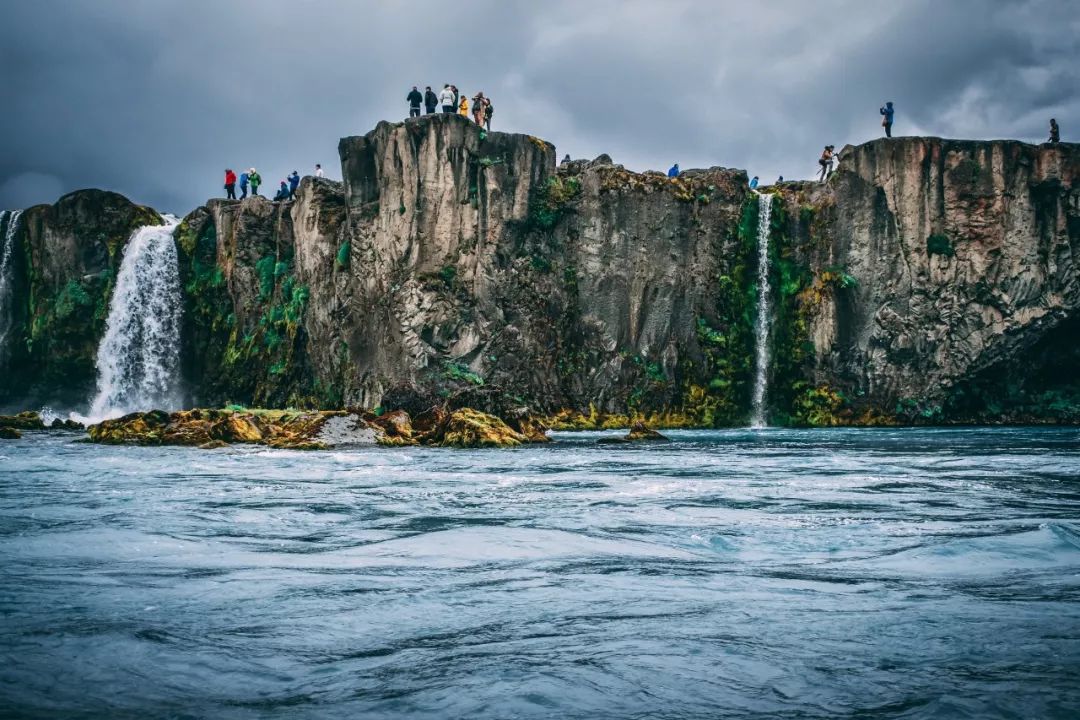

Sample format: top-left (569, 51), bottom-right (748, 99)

top-left (288, 171), bottom-right (300, 199)
top-left (880, 101), bottom-right (895, 138)
top-left (749, 176), bottom-right (759, 190)
top-left (238, 171), bottom-right (250, 199)
top-left (667, 163), bottom-right (680, 178)
top-left (274, 180), bottom-right (289, 201)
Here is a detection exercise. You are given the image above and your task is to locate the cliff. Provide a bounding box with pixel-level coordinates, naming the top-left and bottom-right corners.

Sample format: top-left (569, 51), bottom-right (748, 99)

top-left (770, 137), bottom-right (1080, 423)
top-left (2, 116), bottom-right (1078, 425)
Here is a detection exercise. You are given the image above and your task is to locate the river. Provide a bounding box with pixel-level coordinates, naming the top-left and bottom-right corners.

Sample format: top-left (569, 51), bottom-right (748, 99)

top-left (2, 428), bottom-right (1079, 718)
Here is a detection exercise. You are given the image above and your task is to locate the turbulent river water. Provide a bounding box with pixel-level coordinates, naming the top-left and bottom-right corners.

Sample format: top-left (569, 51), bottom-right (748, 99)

top-left (2, 428), bottom-right (1080, 719)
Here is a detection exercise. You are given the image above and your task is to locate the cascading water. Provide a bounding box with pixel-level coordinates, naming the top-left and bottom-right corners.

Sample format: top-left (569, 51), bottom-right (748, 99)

top-left (79, 216), bottom-right (183, 423)
top-left (749, 193), bottom-right (773, 428)
top-left (0, 209), bottom-right (23, 353)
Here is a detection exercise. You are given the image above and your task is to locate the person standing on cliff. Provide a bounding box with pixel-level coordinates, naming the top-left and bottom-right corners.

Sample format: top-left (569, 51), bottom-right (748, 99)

top-left (1050, 118), bottom-right (1060, 144)
top-left (407, 86), bottom-right (423, 118)
top-left (880, 101), bottom-right (895, 138)
top-left (224, 168), bottom-right (237, 199)
top-left (818, 145), bottom-right (835, 182)
top-left (239, 170), bottom-right (250, 199)
top-left (315, 164), bottom-right (324, 178)
top-left (483, 98), bottom-right (493, 130)
top-left (471, 92), bottom-right (486, 124)
top-left (750, 176), bottom-right (759, 190)
top-left (424, 86), bottom-right (438, 114)
top-left (439, 84), bottom-right (455, 114)
top-left (249, 168), bottom-right (262, 196)
top-left (668, 163), bottom-right (680, 178)
top-left (288, 171), bottom-right (300, 199)
top-left (458, 95), bottom-right (469, 118)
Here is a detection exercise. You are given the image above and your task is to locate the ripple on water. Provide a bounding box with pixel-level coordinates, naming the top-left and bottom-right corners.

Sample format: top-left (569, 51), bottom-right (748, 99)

top-left (0, 428), bottom-right (1079, 718)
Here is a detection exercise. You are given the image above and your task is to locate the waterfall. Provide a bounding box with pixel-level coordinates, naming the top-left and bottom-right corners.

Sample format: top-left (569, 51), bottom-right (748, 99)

top-left (750, 193), bottom-right (773, 428)
top-left (81, 216), bottom-right (183, 422)
top-left (0, 209), bottom-right (22, 353)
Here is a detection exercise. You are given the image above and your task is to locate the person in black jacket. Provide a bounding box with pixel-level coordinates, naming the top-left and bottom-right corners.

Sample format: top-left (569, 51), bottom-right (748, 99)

top-left (407, 86), bottom-right (423, 117)
top-left (424, 86), bottom-right (438, 114)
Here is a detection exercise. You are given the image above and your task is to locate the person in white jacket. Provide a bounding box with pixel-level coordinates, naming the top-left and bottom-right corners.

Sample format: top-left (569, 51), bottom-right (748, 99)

top-left (439, 84), bottom-right (456, 114)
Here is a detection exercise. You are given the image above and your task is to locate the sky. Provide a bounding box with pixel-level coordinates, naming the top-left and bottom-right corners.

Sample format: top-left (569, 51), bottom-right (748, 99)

top-left (1, 0), bottom-right (1076, 215)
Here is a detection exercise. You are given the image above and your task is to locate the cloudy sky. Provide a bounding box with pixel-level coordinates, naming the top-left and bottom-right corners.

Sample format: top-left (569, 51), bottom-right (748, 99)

top-left (1, 0), bottom-right (1076, 214)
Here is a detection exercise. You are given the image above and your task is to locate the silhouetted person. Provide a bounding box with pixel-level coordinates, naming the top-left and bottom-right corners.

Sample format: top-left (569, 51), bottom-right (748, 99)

top-left (424, 86), bottom-right (438, 114)
top-left (483, 98), bottom-right (493, 130)
top-left (880, 101), bottom-right (895, 138)
top-left (288, 171), bottom-right (300, 199)
top-left (407, 86), bottom-right (422, 117)
top-left (668, 163), bottom-right (680, 178)
top-left (1050, 118), bottom-right (1060, 144)
top-left (224, 168), bottom-right (236, 199)
top-left (777, 176), bottom-right (784, 184)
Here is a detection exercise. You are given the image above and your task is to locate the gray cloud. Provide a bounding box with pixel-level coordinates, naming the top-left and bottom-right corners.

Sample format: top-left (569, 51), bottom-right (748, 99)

top-left (1, 0), bottom-right (1076, 214)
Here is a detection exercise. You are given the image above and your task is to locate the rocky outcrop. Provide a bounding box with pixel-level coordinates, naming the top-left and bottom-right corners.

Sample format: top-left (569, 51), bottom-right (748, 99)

top-left (770, 137), bottom-right (1080, 423)
top-left (4, 118), bottom-right (1078, 426)
top-left (0, 191), bottom-right (160, 408)
top-left (85, 405), bottom-right (544, 449)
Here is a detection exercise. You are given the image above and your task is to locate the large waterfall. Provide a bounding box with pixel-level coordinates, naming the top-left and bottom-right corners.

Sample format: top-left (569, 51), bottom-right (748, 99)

top-left (82, 216), bottom-right (183, 422)
top-left (0, 209), bottom-right (22, 353)
top-left (749, 193), bottom-right (773, 428)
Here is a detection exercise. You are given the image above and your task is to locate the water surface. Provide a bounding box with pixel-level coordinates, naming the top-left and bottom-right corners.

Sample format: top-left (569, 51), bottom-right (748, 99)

top-left (2, 428), bottom-right (1079, 718)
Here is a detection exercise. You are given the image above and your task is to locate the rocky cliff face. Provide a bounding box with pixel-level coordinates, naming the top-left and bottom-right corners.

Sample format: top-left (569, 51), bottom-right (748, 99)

top-left (3, 118), bottom-right (1078, 425)
top-left (772, 137), bottom-right (1080, 423)
top-left (0, 190), bottom-right (160, 409)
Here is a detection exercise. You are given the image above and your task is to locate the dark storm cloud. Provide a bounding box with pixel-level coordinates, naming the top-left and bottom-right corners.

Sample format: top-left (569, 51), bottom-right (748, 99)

top-left (1, 0), bottom-right (1076, 214)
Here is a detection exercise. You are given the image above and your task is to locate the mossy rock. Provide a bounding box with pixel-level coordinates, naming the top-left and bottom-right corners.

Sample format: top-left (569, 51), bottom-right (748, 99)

top-left (0, 427), bottom-right (22, 440)
top-left (439, 408), bottom-right (526, 448)
top-left (0, 412), bottom-right (46, 430)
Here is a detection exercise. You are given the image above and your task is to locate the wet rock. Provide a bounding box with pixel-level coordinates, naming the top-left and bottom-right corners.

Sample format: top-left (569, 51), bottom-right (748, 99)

top-left (49, 418), bottom-right (85, 431)
top-left (597, 421), bottom-right (669, 444)
top-left (369, 409), bottom-right (417, 446)
top-left (379, 383), bottom-right (438, 418)
top-left (0, 427), bottom-right (22, 440)
top-left (0, 412), bottom-right (45, 430)
top-left (440, 408), bottom-right (526, 448)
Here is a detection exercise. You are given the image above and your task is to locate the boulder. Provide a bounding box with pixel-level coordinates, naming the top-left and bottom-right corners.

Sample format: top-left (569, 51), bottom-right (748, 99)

top-left (597, 421), bottom-right (669, 444)
top-left (0, 412), bottom-right (45, 430)
top-left (440, 408), bottom-right (526, 448)
top-left (0, 427), bottom-right (21, 440)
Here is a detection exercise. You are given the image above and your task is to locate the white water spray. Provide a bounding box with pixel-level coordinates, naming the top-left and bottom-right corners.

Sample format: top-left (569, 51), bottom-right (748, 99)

top-left (0, 209), bottom-right (22, 353)
top-left (750, 193), bottom-right (773, 428)
top-left (77, 216), bottom-right (183, 423)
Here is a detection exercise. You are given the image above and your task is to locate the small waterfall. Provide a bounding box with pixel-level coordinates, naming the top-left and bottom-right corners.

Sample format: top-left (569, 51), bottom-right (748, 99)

top-left (81, 216), bottom-right (183, 422)
top-left (750, 193), bottom-right (773, 428)
top-left (0, 209), bottom-right (22, 353)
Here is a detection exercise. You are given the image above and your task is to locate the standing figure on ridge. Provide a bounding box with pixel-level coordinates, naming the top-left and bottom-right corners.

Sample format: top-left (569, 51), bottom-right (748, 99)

top-left (776, 175), bottom-right (784, 184)
top-left (749, 176), bottom-right (759, 190)
top-left (668, 163), bottom-right (680, 178)
top-left (424, 86), bottom-right (438, 114)
top-left (439, 84), bottom-right (456, 114)
top-left (880, 101), bottom-right (895, 138)
top-left (315, 163), bottom-right (324, 178)
top-left (818, 145), bottom-right (835, 182)
top-left (472, 92), bottom-right (486, 124)
top-left (288, 171), bottom-right (300, 199)
top-left (1049, 118), bottom-right (1060, 144)
top-left (249, 168), bottom-right (262, 196)
top-left (458, 95), bottom-right (470, 118)
top-left (483, 98), bottom-right (493, 130)
top-left (239, 169), bottom-right (249, 199)
top-left (224, 168), bottom-right (236, 199)
top-left (452, 85), bottom-right (460, 109)
top-left (407, 86), bottom-right (423, 118)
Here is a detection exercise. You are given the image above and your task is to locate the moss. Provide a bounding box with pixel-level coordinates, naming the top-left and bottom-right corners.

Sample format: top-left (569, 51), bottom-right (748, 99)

top-left (527, 176), bottom-right (582, 231)
top-left (443, 361), bottom-right (484, 386)
top-left (336, 240), bottom-right (351, 268)
top-left (256, 256), bottom-right (276, 299)
top-left (927, 233), bottom-right (955, 257)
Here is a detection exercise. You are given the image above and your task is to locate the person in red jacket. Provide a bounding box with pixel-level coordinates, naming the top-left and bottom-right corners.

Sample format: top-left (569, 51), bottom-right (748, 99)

top-left (224, 168), bottom-right (237, 199)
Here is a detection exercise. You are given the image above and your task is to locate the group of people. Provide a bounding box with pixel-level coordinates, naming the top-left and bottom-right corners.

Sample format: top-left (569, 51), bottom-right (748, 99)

top-left (407, 85), bottom-right (494, 129)
top-left (223, 164), bottom-right (325, 202)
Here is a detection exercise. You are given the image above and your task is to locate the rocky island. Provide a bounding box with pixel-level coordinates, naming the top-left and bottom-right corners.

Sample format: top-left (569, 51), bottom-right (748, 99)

top-left (1, 114), bottom-right (1077, 443)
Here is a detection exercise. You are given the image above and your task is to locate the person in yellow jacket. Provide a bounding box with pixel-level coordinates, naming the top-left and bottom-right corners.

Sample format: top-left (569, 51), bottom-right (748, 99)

top-left (458, 96), bottom-right (469, 117)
